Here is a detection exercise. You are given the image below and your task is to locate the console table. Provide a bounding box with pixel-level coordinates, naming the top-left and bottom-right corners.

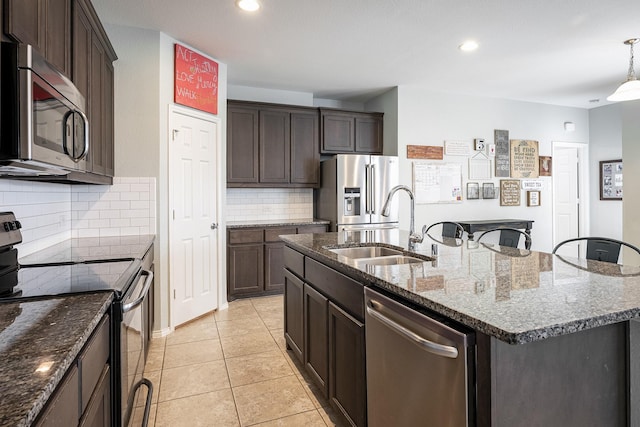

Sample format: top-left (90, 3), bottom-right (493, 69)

top-left (456, 219), bottom-right (534, 240)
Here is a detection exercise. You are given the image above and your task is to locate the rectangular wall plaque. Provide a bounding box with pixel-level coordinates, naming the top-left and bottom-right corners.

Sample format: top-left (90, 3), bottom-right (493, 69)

top-left (407, 145), bottom-right (444, 160)
top-left (494, 130), bottom-right (510, 177)
top-left (500, 179), bottom-right (521, 206)
top-left (510, 139), bottom-right (539, 178)
top-left (521, 180), bottom-right (543, 190)
top-left (444, 140), bottom-right (471, 156)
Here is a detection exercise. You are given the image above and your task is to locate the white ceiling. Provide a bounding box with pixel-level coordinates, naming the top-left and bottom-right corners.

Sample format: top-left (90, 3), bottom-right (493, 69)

top-left (92, 0), bottom-right (640, 109)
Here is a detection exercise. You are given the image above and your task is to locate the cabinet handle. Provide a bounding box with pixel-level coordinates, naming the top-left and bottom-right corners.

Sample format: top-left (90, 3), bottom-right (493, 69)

top-left (366, 300), bottom-right (459, 359)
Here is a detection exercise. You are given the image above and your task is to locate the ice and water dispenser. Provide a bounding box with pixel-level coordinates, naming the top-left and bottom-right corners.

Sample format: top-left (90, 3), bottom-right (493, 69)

top-left (343, 188), bottom-right (361, 216)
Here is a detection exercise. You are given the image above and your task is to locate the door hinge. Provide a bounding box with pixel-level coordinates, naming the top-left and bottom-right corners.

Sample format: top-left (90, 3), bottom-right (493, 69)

top-left (173, 289), bottom-right (176, 299)
top-left (172, 129), bottom-right (179, 141)
top-left (173, 210), bottom-right (176, 220)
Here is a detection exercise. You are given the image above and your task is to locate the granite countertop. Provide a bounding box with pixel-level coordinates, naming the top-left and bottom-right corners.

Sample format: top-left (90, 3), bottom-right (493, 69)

top-left (226, 218), bottom-right (330, 229)
top-left (19, 235), bottom-right (155, 265)
top-left (0, 293), bottom-right (113, 427)
top-left (280, 230), bottom-right (640, 345)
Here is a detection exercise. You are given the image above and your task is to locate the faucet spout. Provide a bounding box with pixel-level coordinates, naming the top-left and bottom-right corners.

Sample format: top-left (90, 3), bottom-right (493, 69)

top-left (382, 185), bottom-right (423, 250)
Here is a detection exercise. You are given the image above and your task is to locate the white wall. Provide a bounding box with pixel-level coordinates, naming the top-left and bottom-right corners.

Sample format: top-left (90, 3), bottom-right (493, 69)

top-left (392, 86), bottom-right (589, 252)
top-left (588, 104), bottom-right (623, 239)
top-left (622, 100), bottom-right (640, 264)
top-left (366, 87), bottom-right (398, 156)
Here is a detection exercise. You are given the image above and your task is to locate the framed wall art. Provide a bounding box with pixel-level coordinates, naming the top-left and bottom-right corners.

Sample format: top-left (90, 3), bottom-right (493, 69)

top-left (483, 183), bottom-right (496, 199)
top-left (500, 179), bottom-right (521, 206)
top-left (527, 190), bottom-right (541, 206)
top-left (539, 156), bottom-right (552, 176)
top-left (467, 182), bottom-right (480, 199)
top-left (599, 159), bottom-right (622, 200)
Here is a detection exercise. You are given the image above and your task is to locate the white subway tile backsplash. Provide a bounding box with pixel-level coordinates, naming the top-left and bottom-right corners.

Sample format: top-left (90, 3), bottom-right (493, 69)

top-left (225, 188), bottom-right (314, 222)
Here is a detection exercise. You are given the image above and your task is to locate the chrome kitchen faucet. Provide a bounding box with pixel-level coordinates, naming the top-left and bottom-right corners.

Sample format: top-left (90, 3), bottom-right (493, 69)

top-left (381, 185), bottom-right (424, 251)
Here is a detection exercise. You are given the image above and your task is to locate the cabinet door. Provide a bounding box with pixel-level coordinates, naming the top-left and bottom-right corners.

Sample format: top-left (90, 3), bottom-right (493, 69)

top-left (72, 0), bottom-right (92, 99)
top-left (355, 114), bottom-right (383, 154)
top-left (329, 302), bottom-right (366, 427)
top-left (227, 106), bottom-right (259, 184)
top-left (284, 269), bottom-right (304, 362)
top-left (103, 60), bottom-right (114, 176)
top-left (34, 364), bottom-right (80, 427)
top-left (290, 111), bottom-right (320, 185)
top-left (321, 111), bottom-right (354, 153)
top-left (259, 109), bottom-right (290, 184)
top-left (264, 242), bottom-right (286, 292)
top-left (304, 284), bottom-right (329, 397)
top-left (79, 365), bottom-right (111, 427)
top-left (4, 0), bottom-right (45, 53)
top-left (45, 0), bottom-right (71, 76)
top-left (228, 244), bottom-right (264, 297)
top-left (88, 34), bottom-right (105, 174)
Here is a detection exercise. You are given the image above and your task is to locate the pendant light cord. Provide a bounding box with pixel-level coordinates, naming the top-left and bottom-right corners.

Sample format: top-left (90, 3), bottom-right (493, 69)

top-left (628, 41), bottom-right (637, 81)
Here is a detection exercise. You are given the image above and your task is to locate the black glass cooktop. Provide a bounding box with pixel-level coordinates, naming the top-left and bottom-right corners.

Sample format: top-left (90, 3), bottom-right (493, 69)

top-left (3, 260), bottom-right (141, 300)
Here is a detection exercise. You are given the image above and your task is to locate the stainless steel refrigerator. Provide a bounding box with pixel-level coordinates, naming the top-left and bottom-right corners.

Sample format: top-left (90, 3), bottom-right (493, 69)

top-left (315, 154), bottom-right (399, 231)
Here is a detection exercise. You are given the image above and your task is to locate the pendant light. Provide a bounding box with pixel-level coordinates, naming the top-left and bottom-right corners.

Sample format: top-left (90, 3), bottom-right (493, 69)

top-left (607, 38), bottom-right (640, 102)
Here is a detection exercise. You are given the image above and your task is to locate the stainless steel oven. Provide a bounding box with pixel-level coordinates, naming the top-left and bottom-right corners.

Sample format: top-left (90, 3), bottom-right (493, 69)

top-left (0, 43), bottom-right (89, 176)
top-left (116, 268), bottom-right (154, 427)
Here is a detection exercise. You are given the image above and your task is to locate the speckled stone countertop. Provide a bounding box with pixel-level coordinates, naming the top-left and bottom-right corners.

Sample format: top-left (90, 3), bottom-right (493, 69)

top-left (0, 293), bottom-right (113, 427)
top-left (19, 235), bottom-right (155, 265)
top-left (280, 230), bottom-right (640, 345)
top-left (226, 219), bottom-right (330, 229)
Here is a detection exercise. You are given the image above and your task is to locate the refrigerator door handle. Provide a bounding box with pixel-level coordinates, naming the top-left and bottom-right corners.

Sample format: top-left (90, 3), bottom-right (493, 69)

top-left (370, 164), bottom-right (376, 214)
top-left (365, 164), bottom-right (371, 214)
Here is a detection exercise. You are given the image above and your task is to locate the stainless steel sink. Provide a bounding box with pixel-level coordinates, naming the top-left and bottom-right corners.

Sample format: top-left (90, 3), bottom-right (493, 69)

top-left (328, 246), bottom-right (403, 259)
top-left (356, 255), bottom-right (425, 266)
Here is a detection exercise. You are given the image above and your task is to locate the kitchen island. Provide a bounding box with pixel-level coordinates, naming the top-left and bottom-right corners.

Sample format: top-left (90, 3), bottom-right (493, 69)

top-left (282, 230), bottom-right (640, 427)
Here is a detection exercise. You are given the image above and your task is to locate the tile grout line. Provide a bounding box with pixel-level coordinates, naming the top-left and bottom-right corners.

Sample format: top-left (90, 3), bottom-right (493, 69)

top-left (216, 311), bottom-right (243, 427)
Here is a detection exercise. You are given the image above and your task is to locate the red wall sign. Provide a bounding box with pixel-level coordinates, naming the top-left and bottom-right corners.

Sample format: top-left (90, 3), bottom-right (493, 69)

top-left (174, 43), bottom-right (219, 115)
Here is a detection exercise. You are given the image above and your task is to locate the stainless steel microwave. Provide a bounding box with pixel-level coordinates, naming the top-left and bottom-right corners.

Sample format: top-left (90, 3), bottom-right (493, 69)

top-left (0, 43), bottom-right (89, 176)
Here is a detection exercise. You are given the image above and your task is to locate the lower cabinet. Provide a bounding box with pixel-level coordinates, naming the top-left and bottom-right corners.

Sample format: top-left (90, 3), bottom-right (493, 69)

top-left (34, 314), bottom-right (111, 427)
top-left (227, 224), bottom-right (327, 299)
top-left (284, 246), bottom-right (366, 427)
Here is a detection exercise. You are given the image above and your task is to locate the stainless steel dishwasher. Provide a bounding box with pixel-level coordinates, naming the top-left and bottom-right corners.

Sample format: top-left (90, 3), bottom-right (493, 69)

top-left (365, 287), bottom-right (475, 427)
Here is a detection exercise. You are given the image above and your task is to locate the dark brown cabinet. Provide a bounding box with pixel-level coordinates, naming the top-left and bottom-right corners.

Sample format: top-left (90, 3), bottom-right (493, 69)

top-left (328, 301), bottom-right (366, 427)
top-left (227, 224), bottom-right (327, 300)
top-left (227, 100), bottom-right (320, 187)
top-left (304, 284), bottom-right (329, 397)
top-left (284, 268), bottom-right (304, 361)
top-left (283, 246), bottom-right (367, 427)
top-left (4, 0), bottom-right (71, 76)
top-left (73, 0), bottom-right (116, 178)
top-left (320, 108), bottom-right (383, 155)
top-left (34, 314), bottom-right (111, 427)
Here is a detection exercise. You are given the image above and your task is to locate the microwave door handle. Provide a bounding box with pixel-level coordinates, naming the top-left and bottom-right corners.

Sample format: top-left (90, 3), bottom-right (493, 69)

top-left (75, 110), bottom-right (90, 161)
top-left (62, 111), bottom-right (74, 156)
top-left (122, 270), bottom-right (153, 313)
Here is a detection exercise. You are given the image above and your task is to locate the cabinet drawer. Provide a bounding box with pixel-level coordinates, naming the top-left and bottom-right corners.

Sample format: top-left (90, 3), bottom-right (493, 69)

top-left (265, 227), bottom-right (297, 242)
top-left (284, 246), bottom-right (305, 278)
top-left (228, 229), bottom-right (264, 244)
top-left (79, 315), bottom-right (110, 413)
top-left (305, 258), bottom-right (364, 321)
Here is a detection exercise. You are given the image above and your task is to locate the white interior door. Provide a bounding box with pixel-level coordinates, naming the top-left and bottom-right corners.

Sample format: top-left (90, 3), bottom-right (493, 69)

top-left (553, 144), bottom-right (582, 256)
top-left (169, 109), bottom-right (219, 326)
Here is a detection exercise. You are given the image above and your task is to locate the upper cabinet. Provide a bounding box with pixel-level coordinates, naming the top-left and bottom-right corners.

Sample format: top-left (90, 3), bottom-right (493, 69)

top-left (320, 109), bottom-right (383, 155)
top-left (3, 0), bottom-right (117, 183)
top-left (227, 100), bottom-right (320, 188)
top-left (4, 0), bottom-right (71, 76)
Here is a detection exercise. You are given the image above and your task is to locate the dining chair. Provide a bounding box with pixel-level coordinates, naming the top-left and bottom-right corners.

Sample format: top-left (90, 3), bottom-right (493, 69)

top-left (476, 227), bottom-right (532, 250)
top-left (551, 237), bottom-right (640, 263)
top-left (424, 221), bottom-right (464, 239)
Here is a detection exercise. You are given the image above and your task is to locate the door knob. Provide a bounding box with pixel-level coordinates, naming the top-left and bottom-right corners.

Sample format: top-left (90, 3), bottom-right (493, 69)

top-left (210, 223), bottom-right (218, 230)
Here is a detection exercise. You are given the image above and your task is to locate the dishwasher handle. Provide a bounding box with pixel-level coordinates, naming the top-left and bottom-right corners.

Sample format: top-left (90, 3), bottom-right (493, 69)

top-left (122, 269), bottom-right (153, 313)
top-left (367, 300), bottom-right (459, 359)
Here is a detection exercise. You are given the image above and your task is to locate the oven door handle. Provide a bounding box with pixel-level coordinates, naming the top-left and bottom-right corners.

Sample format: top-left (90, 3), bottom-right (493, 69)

top-left (122, 269), bottom-right (153, 314)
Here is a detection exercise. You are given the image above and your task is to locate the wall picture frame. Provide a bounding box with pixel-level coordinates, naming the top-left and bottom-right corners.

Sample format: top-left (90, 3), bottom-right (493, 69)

top-left (527, 190), bottom-right (541, 206)
top-left (539, 156), bottom-right (552, 176)
top-left (599, 159), bottom-right (622, 200)
top-left (467, 182), bottom-right (480, 199)
top-left (483, 182), bottom-right (496, 199)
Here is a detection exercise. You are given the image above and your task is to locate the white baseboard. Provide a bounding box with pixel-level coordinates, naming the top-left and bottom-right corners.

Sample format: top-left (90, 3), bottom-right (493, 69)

top-left (152, 327), bottom-right (173, 338)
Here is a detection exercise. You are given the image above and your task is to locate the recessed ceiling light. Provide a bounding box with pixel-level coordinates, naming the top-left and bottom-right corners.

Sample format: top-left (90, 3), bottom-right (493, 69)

top-left (458, 40), bottom-right (479, 52)
top-left (236, 0), bottom-right (260, 12)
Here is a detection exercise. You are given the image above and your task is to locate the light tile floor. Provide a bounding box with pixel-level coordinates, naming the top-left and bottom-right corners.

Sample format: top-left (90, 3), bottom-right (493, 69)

top-left (133, 295), bottom-right (345, 427)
